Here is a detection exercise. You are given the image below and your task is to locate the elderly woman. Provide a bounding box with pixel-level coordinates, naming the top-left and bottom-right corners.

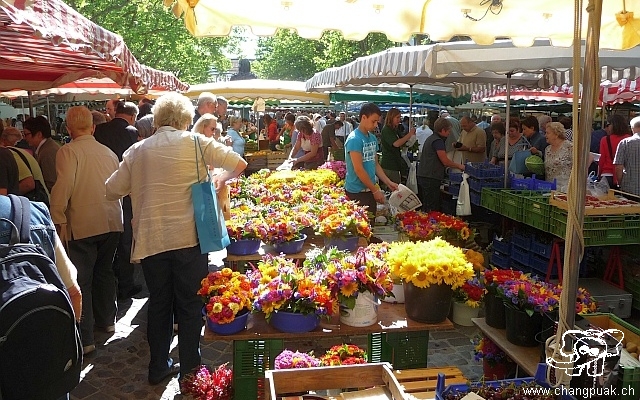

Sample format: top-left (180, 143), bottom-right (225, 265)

top-left (288, 116), bottom-right (324, 170)
top-left (490, 119), bottom-right (529, 165)
top-left (488, 122), bottom-right (505, 162)
top-left (105, 93), bottom-right (246, 386)
top-left (544, 121), bottom-right (573, 187)
top-left (226, 116), bottom-right (246, 157)
top-left (379, 108), bottom-right (416, 184)
top-left (192, 113), bottom-right (219, 139)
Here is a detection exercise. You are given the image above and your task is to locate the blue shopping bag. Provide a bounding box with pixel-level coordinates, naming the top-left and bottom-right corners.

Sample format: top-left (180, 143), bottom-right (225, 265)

top-left (192, 137), bottom-right (230, 253)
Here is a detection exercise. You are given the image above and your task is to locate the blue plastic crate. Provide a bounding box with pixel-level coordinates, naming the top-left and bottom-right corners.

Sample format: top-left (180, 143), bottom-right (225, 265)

top-left (449, 171), bottom-right (463, 183)
top-left (511, 245), bottom-right (531, 267)
top-left (533, 178), bottom-right (557, 191)
top-left (470, 190), bottom-right (481, 205)
top-left (490, 251), bottom-right (511, 269)
top-left (492, 237), bottom-right (511, 255)
top-left (530, 238), bottom-right (553, 259)
top-left (448, 184), bottom-right (460, 196)
top-left (510, 175), bottom-right (534, 190)
top-left (530, 255), bottom-right (554, 277)
top-left (465, 162), bottom-right (504, 179)
top-left (469, 177), bottom-right (504, 192)
top-left (511, 231), bottom-right (532, 250)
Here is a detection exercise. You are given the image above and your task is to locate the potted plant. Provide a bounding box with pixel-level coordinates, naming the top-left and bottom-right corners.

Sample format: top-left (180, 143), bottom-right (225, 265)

top-left (473, 336), bottom-right (515, 380)
top-left (180, 364), bottom-right (233, 400)
top-left (246, 254), bottom-right (335, 333)
top-left (395, 210), bottom-right (474, 246)
top-left (385, 237), bottom-right (475, 323)
top-left (317, 200), bottom-right (371, 251)
top-left (307, 244), bottom-right (394, 327)
top-left (452, 276), bottom-right (485, 326)
top-left (318, 160), bottom-right (347, 180)
top-left (274, 349), bottom-right (321, 369)
top-left (198, 268), bottom-right (253, 335)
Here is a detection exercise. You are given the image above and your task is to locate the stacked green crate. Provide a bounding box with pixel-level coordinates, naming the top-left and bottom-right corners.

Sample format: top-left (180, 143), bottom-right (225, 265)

top-left (233, 339), bottom-right (284, 400)
top-left (368, 331), bottom-right (429, 369)
top-left (550, 209), bottom-right (640, 246)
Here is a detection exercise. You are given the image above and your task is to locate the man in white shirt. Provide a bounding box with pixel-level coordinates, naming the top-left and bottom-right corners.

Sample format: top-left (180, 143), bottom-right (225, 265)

top-left (335, 112), bottom-right (353, 144)
top-left (415, 119), bottom-right (433, 153)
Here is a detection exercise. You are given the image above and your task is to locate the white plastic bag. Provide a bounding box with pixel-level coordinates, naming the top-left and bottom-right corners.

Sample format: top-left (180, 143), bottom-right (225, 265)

top-left (406, 161), bottom-right (418, 194)
top-left (456, 173), bottom-right (472, 216)
top-left (389, 184), bottom-right (422, 213)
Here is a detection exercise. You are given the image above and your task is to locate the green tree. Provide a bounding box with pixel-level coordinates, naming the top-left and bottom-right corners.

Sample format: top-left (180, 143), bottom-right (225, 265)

top-left (253, 30), bottom-right (395, 81)
top-left (66, 0), bottom-right (236, 84)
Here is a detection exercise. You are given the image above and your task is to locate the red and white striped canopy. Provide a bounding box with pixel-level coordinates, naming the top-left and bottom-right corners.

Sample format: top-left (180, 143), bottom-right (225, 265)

top-left (0, 0), bottom-right (188, 93)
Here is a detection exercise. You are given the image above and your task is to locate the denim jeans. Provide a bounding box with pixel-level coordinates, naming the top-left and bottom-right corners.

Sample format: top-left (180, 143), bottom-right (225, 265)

top-left (141, 245), bottom-right (208, 381)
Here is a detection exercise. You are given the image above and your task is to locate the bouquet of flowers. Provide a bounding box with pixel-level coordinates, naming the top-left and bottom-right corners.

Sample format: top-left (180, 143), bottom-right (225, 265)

top-left (320, 344), bottom-right (368, 366)
top-left (465, 249), bottom-right (485, 272)
top-left (396, 211), bottom-right (474, 243)
top-left (180, 363), bottom-right (233, 400)
top-left (274, 350), bottom-right (321, 369)
top-left (453, 276), bottom-right (485, 308)
top-left (247, 255), bottom-right (335, 321)
top-left (307, 244), bottom-right (394, 310)
top-left (318, 161), bottom-right (347, 180)
top-left (498, 278), bottom-right (561, 316)
top-left (482, 269), bottom-right (527, 295)
top-left (385, 237), bottom-right (475, 289)
top-left (575, 286), bottom-right (598, 314)
top-left (198, 268), bottom-right (253, 324)
top-left (473, 336), bottom-right (511, 367)
top-left (262, 210), bottom-right (306, 244)
top-left (316, 200), bottom-right (371, 239)
top-left (226, 205), bottom-right (268, 241)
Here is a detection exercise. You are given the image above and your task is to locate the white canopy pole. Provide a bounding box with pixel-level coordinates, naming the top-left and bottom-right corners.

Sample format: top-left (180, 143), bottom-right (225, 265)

top-left (503, 74), bottom-right (512, 188)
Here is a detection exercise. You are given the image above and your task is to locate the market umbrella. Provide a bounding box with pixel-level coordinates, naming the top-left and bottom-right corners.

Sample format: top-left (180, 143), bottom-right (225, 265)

top-left (166, 0), bottom-right (640, 49)
top-left (185, 79), bottom-right (329, 104)
top-left (0, 0), bottom-right (188, 93)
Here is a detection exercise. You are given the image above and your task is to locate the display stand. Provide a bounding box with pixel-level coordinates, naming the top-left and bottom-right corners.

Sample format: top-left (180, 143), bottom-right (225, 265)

top-left (604, 245), bottom-right (624, 289)
top-left (472, 318), bottom-right (540, 377)
top-left (203, 303), bottom-right (454, 400)
top-left (546, 238), bottom-right (564, 282)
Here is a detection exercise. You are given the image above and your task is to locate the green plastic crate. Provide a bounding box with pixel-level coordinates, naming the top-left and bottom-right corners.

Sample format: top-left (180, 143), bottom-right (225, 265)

top-left (521, 194), bottom-right (551, 231)
top-left (549, 209), bottom-right (640, 245)
top-left (233, 339), bottom-right (284, 400)
top-left (481, 188), bottom-right (502, 212)
top-left (368, 331), bottom-right (429, 369)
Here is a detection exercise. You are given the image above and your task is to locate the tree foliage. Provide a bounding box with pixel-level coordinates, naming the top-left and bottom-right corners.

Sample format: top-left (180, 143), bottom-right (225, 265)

top-left (65, 0), bottom-right (236, 84)
top-left (253, 30), bottom-right (395, 81)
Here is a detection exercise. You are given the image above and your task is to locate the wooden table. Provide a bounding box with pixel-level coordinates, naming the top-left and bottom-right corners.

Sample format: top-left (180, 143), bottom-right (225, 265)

top-left (472, 317), bottom-right (540, 377)
top-left (224, 235), bottom-right (369, 269)
top-left (204, 302), bottom-right (453, 341)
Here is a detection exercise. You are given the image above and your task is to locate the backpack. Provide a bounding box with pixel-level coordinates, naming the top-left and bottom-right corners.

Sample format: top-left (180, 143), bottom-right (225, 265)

top-left (0, 195), bottom-right (82, 400)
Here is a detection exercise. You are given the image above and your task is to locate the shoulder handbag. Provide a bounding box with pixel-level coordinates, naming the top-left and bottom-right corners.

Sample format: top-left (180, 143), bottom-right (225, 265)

top-left (8, 147), bottom-right (50, 207)
top-left (191, 136), bottom-right (230, 254)
top-left (508, 137), bottom-right (532, 175)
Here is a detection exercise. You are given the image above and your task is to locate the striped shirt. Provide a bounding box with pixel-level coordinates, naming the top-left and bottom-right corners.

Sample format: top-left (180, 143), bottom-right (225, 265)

top-left (613, 133), bottom-right (640, 195)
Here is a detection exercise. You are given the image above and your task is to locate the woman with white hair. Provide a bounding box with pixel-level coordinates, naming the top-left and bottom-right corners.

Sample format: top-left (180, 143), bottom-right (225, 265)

top-left (106, 92), bottom-right (247, 386)
top-left (544, 121), bottom-right (573, 187)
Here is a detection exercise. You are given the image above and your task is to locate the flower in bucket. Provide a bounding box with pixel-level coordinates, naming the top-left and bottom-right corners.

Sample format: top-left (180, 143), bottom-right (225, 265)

top-left (384, 238), bottom-right (475, 289)
top-left (306, 244), bottom-right (394, 310)
top-left (316, 200), bottom-right (372, 239)
top-left (180, 363), bottom-right (233, 400)
top-left (396, 211), bottom-right (474, 244)
top-left (226, 206), bottom-right (268, 241)
top-left (482, 269), bottom-right (528, 295)
top-left (246, 255), bottom-right (335, 321)
top-left (262, 210), bottom-right (305, 245)
top-left (320, 344), bottom-right (367, 366)
top-left (473, 336), bottom-right (511, 367)
top-left (274, 349), bottom-right (321, 369)
top-left (453, 276), bottom-right (485, 308)
top-left (575, 286), bottom-right (598, 314)
top-left (198, 268), bottom-right (253, 324)
top-left (498, 278), bottom-right (561, 316)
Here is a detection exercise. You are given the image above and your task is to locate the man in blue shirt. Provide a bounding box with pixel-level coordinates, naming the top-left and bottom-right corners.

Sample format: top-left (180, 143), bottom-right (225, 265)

top-left (344, 103), bottom-right (398, 217)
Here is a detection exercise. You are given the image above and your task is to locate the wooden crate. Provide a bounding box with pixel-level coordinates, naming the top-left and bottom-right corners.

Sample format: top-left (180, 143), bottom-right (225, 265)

top-left (549, 190), bottom-right (640, 216)
top-left (267, 151), bottom-right (289, 170)
top-left (265, 363), bottom-right (406, 400)
top-left (394, 367), bottom-right (466, 400)
top-left (246, 153), bottom-right (268, 169)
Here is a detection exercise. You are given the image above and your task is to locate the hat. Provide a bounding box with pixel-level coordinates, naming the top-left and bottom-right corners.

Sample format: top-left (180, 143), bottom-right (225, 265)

top-left (439, 110), bottom-right (450, 116)
top-left (313, 113), bottom-right (322, 120)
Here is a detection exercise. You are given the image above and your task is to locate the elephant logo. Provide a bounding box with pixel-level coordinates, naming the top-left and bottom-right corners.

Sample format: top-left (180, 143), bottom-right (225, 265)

top-left (546, 329), bottom-right (624, 377)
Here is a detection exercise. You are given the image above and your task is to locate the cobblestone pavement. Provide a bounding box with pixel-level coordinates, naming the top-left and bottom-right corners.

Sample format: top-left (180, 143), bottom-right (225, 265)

top-left (68, 256), bottom-right (483, 400)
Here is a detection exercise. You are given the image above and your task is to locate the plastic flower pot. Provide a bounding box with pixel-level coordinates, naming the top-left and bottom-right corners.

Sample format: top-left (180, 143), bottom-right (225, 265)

top-left (272, 234), bottom-right (307, 254)
top-left (226, 238), bottom-right (261, 256)
top-left (269, 310), bottom-right (319, 333)
top-left (323, 235), bottom-right (360, 252)
top-left (204, 309), bottom-right (249, 336)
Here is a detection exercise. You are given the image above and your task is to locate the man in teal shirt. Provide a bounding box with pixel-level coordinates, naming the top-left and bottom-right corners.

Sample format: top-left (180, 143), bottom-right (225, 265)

top-left (345, 103), bottom-right (398, 217)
